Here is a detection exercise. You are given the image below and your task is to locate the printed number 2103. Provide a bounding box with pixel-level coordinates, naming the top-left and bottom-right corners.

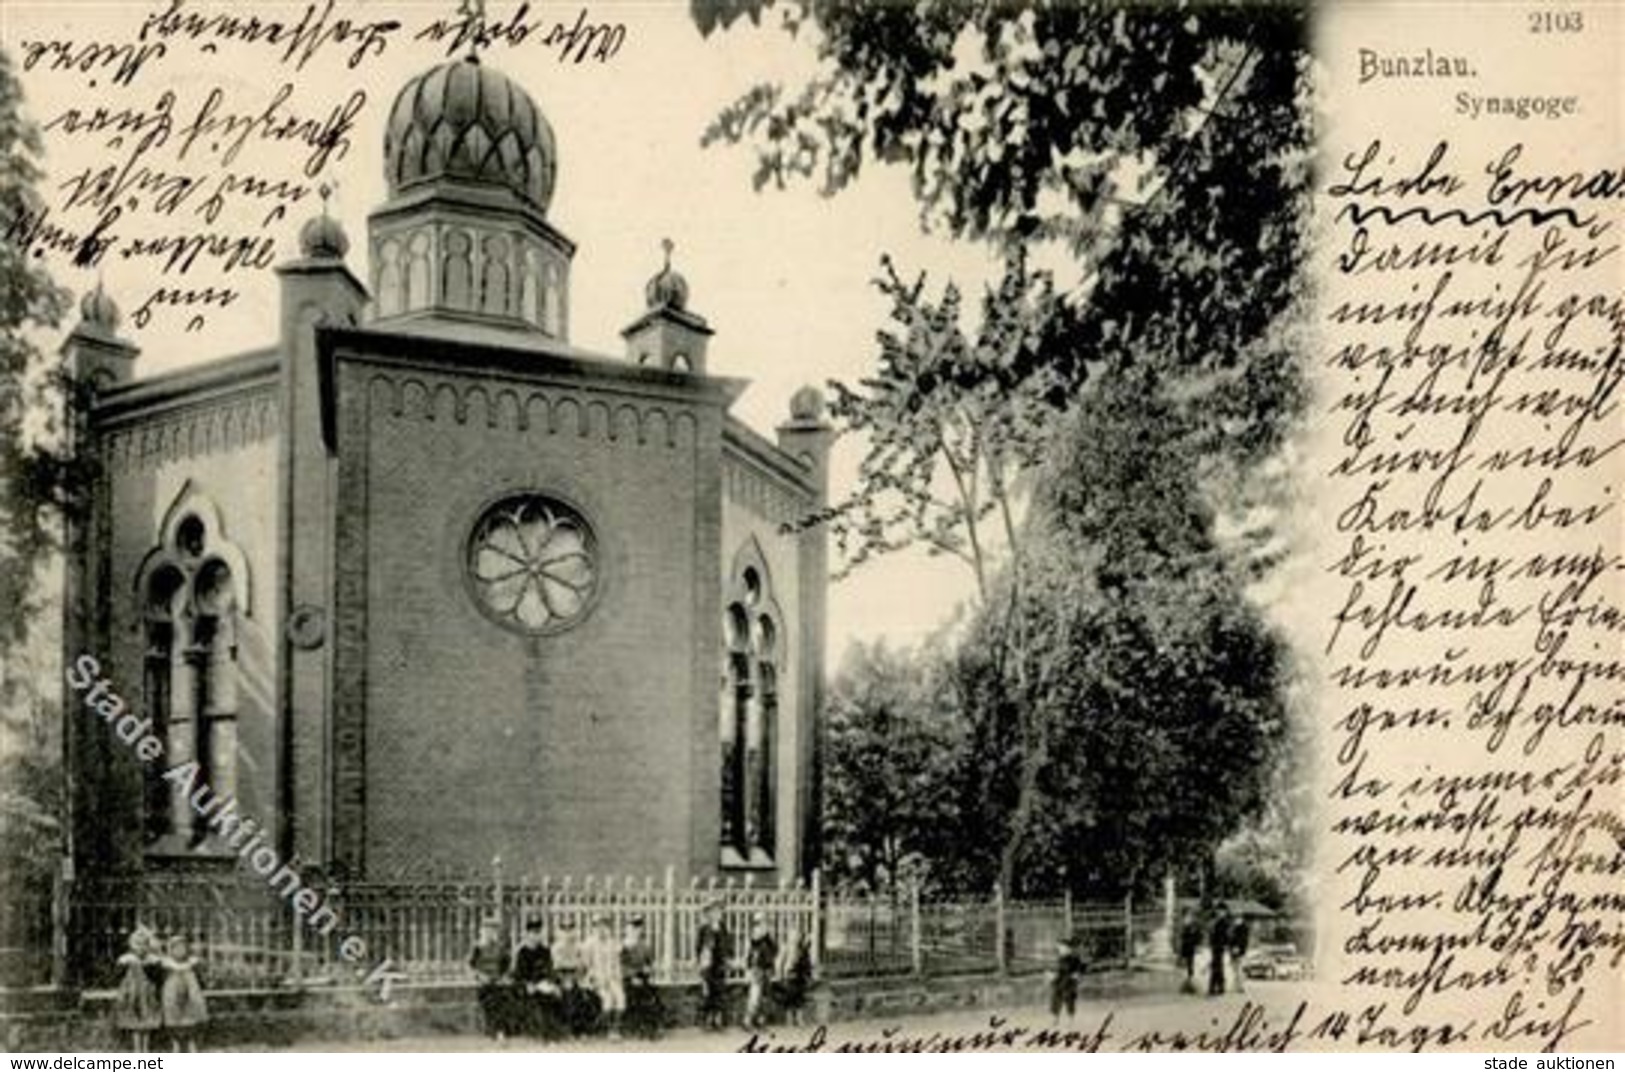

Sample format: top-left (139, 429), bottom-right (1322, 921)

top-left (1529, 10), bottom-right (1584, 32)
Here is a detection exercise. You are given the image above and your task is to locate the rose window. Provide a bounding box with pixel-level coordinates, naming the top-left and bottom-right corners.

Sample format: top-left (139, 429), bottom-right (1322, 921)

top-left (468, 495), bottom-right (598, 633)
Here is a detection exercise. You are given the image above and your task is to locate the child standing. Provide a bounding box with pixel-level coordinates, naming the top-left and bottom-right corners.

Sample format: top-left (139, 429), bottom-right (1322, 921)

top-left (695, 901), bottom-right (730, 1031)
top-left (774, 929), bottom-right (814, 1027)
top-left (744, 914), bottom-right (777, 1030)
top-left (583, 914), bottom-right (625, 1039)
top-left (112, 926), bottom-right (161, 1053)
top-left (620, 916), bottom-right (662, 1040)
top-left (1050, 934), bottom-right (1086, 1023)
top-left (159, 934), bottom-right (208, 1052)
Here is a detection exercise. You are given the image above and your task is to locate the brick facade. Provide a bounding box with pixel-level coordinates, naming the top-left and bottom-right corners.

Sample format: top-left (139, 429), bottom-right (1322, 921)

top-left (64, 51), bottom-right (830, 889)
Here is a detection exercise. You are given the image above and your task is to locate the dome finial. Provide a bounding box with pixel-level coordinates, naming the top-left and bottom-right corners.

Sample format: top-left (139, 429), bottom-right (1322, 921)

top-left (458, 0), bottom-right (487, 61)
top-left (79, 276), bottom-right (121, 335)
top-left (646, 238), bottom-right (689, 311)
top-left (299, 182), bottom-right (350, 260)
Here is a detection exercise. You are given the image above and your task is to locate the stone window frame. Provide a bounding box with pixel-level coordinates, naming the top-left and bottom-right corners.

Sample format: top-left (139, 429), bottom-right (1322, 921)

top-left (131, 484), bottom-right (249, 855)
top-left (720, 540), bottom-right (784, 870)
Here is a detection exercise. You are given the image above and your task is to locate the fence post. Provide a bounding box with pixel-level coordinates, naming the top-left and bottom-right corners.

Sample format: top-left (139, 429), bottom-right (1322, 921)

top-left (661, 865), bottom-right (676, 984)
top-left (909, 880), bottom-right (922, 977)
top-left (994, 883), bottom-right (1007, 976)
top-left (492, 855), bottom-right (505, 936)
top-left (288, 887), bottom-right (304, 984)
top-left (1064, 887), bottom-right (1074, 938)
top-left (51, 855), bottom-right (72, 988)
top-left (810, 868), bottom-right (822, 969)
top-left (1123, 892), bottom-right (1133, 968)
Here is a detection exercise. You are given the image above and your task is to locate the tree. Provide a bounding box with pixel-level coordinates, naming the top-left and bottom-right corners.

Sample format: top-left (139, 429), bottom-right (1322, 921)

top-left (819, 253), bottom-right (1061, 599)
top-left (696, 0), bottom-right (1312, 464)
top-left (695, 2), bottom-right (1312, 896)
top-left (822, 638), bottom-right (964, 895)
top-left (0, 46), bottom-right (73, 656)
top-left (951, 369), bottom-right (1291, 898)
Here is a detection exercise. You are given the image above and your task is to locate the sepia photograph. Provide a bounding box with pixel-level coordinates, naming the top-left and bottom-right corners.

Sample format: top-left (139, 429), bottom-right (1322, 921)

top-left (0, 0), bottom-right (1617, 1057)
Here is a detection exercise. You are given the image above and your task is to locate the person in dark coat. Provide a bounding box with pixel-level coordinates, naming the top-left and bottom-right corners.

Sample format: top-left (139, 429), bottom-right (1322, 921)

top-left (1207, 906), bottom-right (1232, 996)
top-left (1049, 934), bottom-right (1086, 1023)
top-left (1228, 912), bottom-right (1253, 994)
top-left (468, 917), bottom-right (512, 1039)
top-left (511, 915), bottom-right (559, 1040)
top-left (552, 917), bottom-right (600, 1036)
top-left (621, 916), bottom-right (663, 1039)
top-left (1177, 909), bottom-right (1203, 994)
top-left (695, 901), bottom-right (731, 1031)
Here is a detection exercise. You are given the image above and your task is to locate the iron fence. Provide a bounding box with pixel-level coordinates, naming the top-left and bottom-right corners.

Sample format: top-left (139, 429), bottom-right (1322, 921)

top-left (55, 869), bottom-right (1195, 992)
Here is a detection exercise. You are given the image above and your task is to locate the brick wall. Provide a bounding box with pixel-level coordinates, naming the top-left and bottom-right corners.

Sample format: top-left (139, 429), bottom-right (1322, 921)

top-left (342, 359), bottom-right (721, 879)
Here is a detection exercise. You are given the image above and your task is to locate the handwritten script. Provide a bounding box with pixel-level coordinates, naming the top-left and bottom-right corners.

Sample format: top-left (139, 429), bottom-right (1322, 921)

top-left (4, 0), bottom-right (626, 332)
top-left (1321, 135), bottom-right (1623, 1051)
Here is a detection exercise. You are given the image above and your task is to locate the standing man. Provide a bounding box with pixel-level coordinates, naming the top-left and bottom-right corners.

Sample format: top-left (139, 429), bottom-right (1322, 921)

top-left (1207, 904), bottom-right (1232, 997)
top-left (1177, 908), bottom-right (1202, 995)
top-left (695, 900), bottom-right (731, 1031)
top-left (1228, 910), bottom-right (1252, 994)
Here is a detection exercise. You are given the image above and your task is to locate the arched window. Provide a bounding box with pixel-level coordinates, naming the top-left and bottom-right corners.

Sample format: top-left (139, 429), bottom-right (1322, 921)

top-left (521, 248), bottom-right (542, 325)
top-left (721, 552), bottom-right (781, 866)
top-left (444, 229), bottom-right (474, 308)
top-left (142, 565), bottom-right (185, 841)
top-left (543, 263), bottom-right (562, 336)
top-left (406, 231), bottom-right (432, 309)
top-left (376, 239), bottom-right (403, 317)
top-left (720, 605), bottom-right (750, 858)
top-left (481, 234), bottom-right (511, 316)
top-left (134, 491), bottom-right (248, 853)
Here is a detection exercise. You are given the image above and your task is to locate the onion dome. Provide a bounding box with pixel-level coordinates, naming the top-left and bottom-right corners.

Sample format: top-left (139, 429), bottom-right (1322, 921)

top-left (384, 55), bottom-right (558, 213)
top-left (299, 212), bottom-right (350, 260)
top-left (789, 386), bottom-right (826, 423)
top-left (79, 281), bottom-right (120, 336)
top-left (645, 238), bottom-right (689, 311)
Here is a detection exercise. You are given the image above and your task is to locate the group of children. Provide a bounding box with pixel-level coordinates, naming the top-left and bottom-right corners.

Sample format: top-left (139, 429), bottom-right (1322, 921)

top-left (696, 903), bottom-right (815, 1032)
top-left (111, 926), bottom-right (209, 1052)
top-left (471, 903), bottom-right (817, 1043)
top-left (469, 912), bottom-right (665, 1042)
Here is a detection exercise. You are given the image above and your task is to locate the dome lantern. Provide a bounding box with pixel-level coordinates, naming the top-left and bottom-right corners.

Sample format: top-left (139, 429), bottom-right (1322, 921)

top-left (369, 53), bottom-right (575, 339)
top-left (622, 238), bottom-right (713, 374)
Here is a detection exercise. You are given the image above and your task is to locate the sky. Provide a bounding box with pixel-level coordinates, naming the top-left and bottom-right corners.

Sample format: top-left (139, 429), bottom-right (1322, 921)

top-left (3, 0), bottom-right (1009, 659)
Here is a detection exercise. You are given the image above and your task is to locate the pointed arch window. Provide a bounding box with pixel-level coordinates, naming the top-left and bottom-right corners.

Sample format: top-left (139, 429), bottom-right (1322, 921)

top-left (721, 555), bottom-right (782, 867)
top-left (134, 489), bottom-right (249, 853)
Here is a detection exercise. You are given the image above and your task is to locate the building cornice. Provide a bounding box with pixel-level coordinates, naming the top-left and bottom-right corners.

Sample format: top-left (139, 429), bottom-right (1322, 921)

top-left (723, 416), bottom-right (816, 500)
top-left (91, 349), bottom-right (279, 428)
top-left (314, 324), bottom-right (747, 452)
